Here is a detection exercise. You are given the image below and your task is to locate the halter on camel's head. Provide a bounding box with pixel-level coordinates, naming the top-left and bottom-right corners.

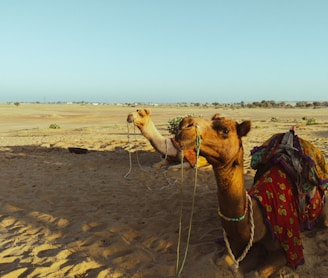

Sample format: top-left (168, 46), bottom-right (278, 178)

top-left (175, 114), bottom-right (251, 167)
top-left (126, 108), bottom-right (151, 130)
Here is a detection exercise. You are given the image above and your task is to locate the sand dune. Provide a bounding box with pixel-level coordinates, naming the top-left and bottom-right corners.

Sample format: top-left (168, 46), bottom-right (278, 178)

top-left (0, 103), bottom-right (327, 277)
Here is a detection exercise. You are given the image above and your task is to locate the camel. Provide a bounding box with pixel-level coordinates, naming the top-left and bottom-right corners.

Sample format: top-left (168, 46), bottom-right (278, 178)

top-left (126, 108), bottom-right (209, 169)
top-left (175, 114), bottom-right (328, 277)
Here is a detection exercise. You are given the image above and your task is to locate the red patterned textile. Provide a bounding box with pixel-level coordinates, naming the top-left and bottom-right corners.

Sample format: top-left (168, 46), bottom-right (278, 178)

top-left (249, 165), bottom-right (304, 268)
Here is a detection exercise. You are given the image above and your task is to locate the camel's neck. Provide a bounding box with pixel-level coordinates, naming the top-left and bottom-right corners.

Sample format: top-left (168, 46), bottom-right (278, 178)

top-left (213, 148), bottom-right (250, 240)
top-left (139, 121), bottom-right (178, 157)
top-left (214, 162), bottom-right (246, 216)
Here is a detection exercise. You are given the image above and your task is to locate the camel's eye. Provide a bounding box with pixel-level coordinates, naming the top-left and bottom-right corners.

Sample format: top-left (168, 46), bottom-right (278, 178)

top-left (223, 128), bottom-right (229, 135)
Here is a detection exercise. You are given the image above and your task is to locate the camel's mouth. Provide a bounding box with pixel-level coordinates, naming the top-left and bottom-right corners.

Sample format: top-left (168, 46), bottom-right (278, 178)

top-left (175, 130), bottom-right (198, 151)
top-left (175, 117), bottom-right (203, 150)
top-left (126, 114), bottom-right (134, 123)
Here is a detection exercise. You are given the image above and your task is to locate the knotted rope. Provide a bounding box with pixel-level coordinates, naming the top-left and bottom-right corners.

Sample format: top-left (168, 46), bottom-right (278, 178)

top-left (222, 192), bottom-right (255, 272)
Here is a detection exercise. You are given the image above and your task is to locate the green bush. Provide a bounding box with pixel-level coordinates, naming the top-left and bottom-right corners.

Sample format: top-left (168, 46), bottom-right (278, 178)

top-left (306, 118), bottom-right (317, 125)
top-left (167, 116), bottom-right (184, 135)
top-left (49, 123), bottom-right (61, 129)
top-left (167, 114), bottom-right (202, 135)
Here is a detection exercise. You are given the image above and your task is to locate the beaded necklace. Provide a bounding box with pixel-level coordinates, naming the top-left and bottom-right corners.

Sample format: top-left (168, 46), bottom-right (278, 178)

top-left (218, 191), bottom-right (249, 222)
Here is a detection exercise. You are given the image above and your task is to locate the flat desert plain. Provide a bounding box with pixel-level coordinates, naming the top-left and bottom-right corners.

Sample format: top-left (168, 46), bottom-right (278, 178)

top-left (0, 103), bottom-right (328, 278)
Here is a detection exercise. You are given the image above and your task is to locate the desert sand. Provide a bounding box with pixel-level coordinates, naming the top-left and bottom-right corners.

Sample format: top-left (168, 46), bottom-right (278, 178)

top-left (0, 103), bottom-right (327, 278)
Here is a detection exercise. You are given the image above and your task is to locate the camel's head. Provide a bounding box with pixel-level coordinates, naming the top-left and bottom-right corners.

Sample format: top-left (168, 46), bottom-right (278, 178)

top-left (175, 114), bottom-right (251, 166)
top-left (126, 108), bottom-right (151, 130)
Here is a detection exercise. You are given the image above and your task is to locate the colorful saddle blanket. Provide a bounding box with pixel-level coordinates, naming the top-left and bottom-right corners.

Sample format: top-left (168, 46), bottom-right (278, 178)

top-left (249, 130), bottom-right (328, 268)
top-left (251, 131), bottom-right (328, 194)
top-left (249, 165), bottom-right (304, 267)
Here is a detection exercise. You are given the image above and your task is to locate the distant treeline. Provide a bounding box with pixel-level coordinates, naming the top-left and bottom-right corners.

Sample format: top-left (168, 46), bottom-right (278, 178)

top-left (215, 100), bottom-right (328, 108)
top-left (179, 100), bottom-right (328, 109)
top-left (6, 100), bottom-right (328, 109)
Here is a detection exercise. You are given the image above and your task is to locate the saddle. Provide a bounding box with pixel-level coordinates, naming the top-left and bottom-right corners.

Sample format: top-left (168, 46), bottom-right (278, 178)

top-left (249, 128), bottom-right (328, 267)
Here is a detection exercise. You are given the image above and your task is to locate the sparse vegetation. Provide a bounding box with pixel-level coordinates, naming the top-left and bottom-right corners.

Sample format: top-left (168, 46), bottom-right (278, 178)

top-left (167, 116), bottom-right (184, 135)
top-left (49, 123), bottom-right (61, 129)
top-left (167, 114), bottom-right (202, 135)
top-left (306, 118), bottom-right (317, 125)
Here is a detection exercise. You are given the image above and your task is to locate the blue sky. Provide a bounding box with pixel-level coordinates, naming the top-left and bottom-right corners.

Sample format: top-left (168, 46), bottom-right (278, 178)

top-left (1, 1), bottom-right (327, 104)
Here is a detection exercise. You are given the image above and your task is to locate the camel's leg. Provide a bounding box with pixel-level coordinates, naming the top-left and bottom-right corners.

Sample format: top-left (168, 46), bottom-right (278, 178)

top-left (152, 159), bottom-right (170, 169)
top-left (215, 253), bottom-right (244, 278)
top-left (256, 249), bottom-right (287, 278)
top-left (167, 161), bottom-right (190, 170)
top-left (215, 243), bottom-right (266, 277)
top-left (238, 244), bottom-right (266, 275)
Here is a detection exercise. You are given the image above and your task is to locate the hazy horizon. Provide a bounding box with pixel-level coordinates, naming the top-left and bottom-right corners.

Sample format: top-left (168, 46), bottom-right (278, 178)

top-left (2, 99), bottom-right (327, 106)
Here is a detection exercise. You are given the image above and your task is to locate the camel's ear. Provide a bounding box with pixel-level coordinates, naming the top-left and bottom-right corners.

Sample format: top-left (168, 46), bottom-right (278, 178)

top-left (237, 121), bottom-right (251, 137)
top-left (211, 113), bottom-right (220, 120)
top-left (144, 108), bottom-right (151, 115)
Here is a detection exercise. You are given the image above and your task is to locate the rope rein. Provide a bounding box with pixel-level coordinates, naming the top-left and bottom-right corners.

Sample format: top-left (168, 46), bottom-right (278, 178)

top-left (175, 126), bottom-right (201, 278)
top-left (124, 123), bottom-right (148, 179)
top-left (176, 150), bottom-right (184, 276)
top-left (124, 123), bottom-right (177, 190)
top-left (223, 192), bottom-right (255, 272)
top-left (164, 138), bottom-right (169, 160)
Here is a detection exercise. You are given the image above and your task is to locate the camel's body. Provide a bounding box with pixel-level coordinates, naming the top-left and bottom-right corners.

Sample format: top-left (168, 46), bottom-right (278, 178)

top-left (175, 114), bottom-right (328, 277)
top-left (126, 109), bottom-right (209, 169)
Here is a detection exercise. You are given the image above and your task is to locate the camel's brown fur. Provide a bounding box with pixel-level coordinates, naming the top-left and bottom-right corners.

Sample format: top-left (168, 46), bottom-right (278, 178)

top-left (126, 108), bottom-right (209, 169)
top-left (175, 114), bottom-right (327, 277)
